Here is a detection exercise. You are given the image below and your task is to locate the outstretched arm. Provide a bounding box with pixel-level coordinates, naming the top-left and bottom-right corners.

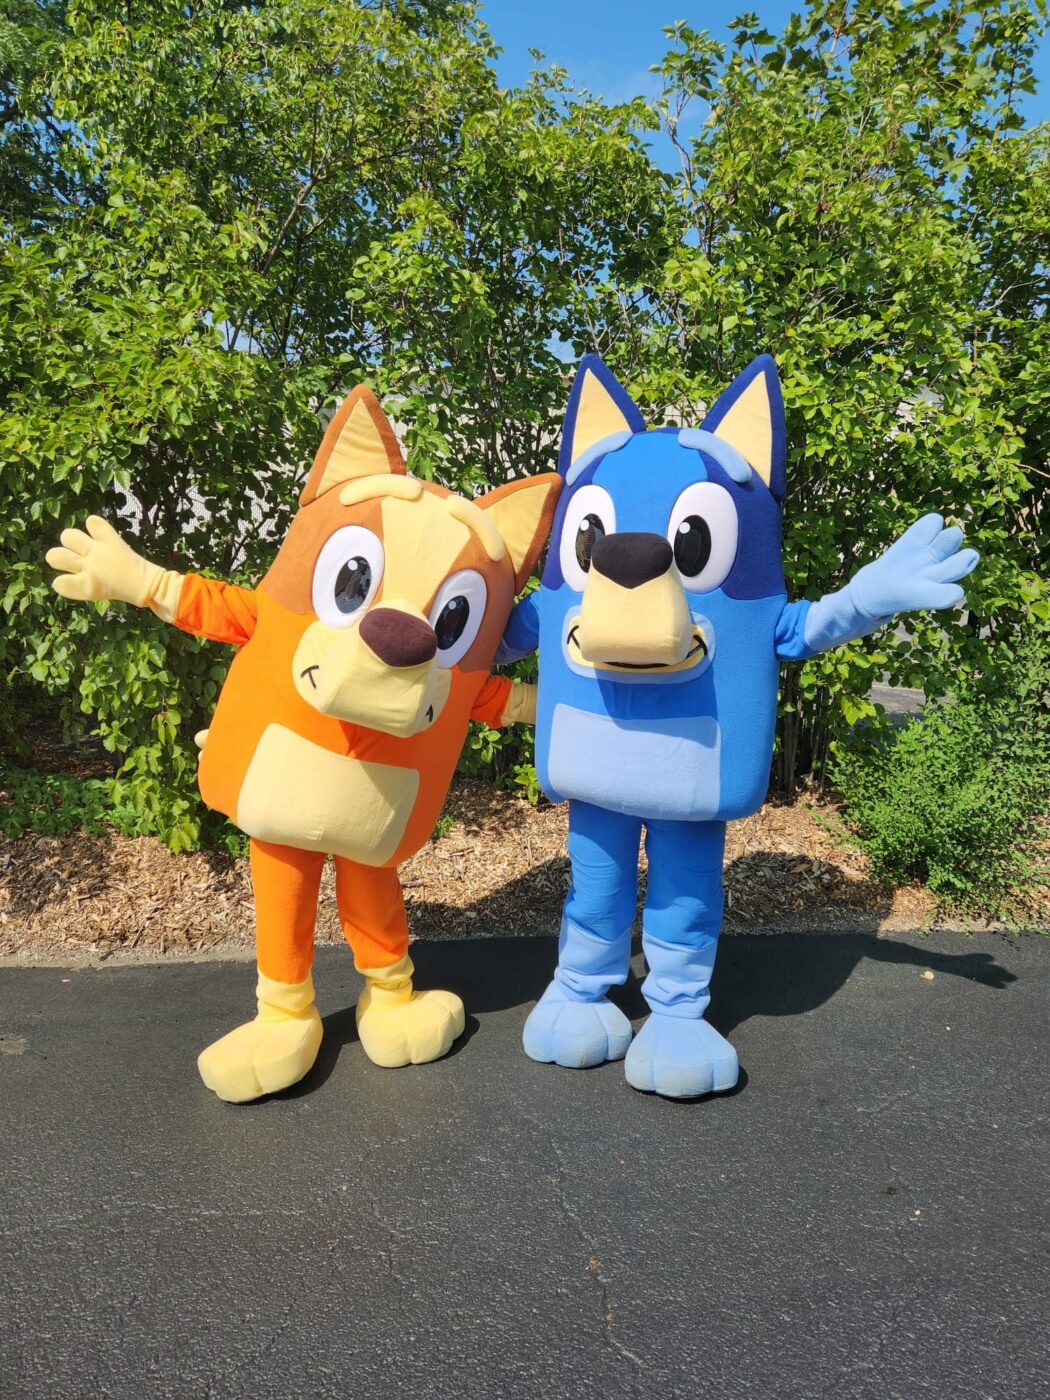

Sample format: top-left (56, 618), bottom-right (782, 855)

top-left (775, 513), bottom-right (978, 661)
top-left (47, 515), bottom-right (258, 647)
top-left (171, 573), bottom-right (259, 646)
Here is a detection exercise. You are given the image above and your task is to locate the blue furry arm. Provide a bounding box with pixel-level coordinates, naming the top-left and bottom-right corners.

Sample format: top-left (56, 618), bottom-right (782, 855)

top-left (777, 589), bottom-right (893, 660)
top-left (495, 591), bottom-right (541, 665)
top-left (774, 600), bottom-right (816, 660)
top-left (774, 596), bottom-right (883, 659)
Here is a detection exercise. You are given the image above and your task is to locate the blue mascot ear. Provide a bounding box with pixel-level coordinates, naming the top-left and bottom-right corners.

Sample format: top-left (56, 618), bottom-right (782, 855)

top-left (559, 354), bottom-right (645, 480)
top-left (701, 354), bottom-right (786, 502)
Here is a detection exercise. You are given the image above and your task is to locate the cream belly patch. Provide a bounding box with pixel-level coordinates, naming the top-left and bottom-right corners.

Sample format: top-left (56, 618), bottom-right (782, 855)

top-left (236, 724), bottom-right (420, 866)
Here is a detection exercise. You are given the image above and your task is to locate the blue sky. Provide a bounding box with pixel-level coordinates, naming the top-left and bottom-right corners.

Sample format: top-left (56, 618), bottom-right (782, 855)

top-left (479, 0), bottom-right (1049, 167)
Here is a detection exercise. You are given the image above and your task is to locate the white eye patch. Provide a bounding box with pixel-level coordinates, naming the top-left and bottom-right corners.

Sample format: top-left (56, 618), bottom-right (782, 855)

top-left (667, 482), bottom-right (739, 592)
top-left (428, 569), bottom-right (488, 668)
top-left (559, 485), bottom-right (617, 592)
top-left (312, 525), bottom-right (385, 628)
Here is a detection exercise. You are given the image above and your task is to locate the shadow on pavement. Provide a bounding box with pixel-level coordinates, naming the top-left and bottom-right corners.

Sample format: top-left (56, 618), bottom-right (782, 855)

top-left (281, 850), bottom-right (1016, 1102)
top-left (277, 922), bottom-right (1016, 1104)
top-left (406, 925), bottom-right (1016, 1027)
top-left (705, 927), bottom-right (1017, 1040)
top-left (405, 845), bottom-right (1017, 1025)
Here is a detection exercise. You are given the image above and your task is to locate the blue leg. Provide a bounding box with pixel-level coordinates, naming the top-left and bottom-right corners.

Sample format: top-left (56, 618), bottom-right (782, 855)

top-left (523, 801), bottom-right (640, 1069)
top-left (624, 819), bottom-right (739, 1098)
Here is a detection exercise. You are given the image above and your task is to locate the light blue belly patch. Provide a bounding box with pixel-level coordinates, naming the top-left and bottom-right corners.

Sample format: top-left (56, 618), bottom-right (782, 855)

top-left (547, 704), bottom-right (721, 820)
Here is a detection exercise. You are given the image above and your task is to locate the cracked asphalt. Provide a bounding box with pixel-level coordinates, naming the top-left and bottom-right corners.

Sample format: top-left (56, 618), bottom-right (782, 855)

top-left (2, 928), bottom-right (1047, 1399)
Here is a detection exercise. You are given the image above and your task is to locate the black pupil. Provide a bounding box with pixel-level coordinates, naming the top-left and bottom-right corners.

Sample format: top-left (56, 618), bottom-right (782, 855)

top-left (334, 557), bottom-right (372, 613)
top-left (674, 516), bottom-right (712, 578)
top-left (575, 513), bottom-right (606, 573)
top-left (435, 596), bottom-right (469, 651)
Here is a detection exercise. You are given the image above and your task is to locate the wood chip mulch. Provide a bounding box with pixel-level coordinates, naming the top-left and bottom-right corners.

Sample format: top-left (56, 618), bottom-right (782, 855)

top-left (0, 776), bottom-right (959, 965)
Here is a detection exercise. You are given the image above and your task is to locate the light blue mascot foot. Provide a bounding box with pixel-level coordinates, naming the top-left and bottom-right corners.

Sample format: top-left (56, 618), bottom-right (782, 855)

top-left (523, 981), bottom-right (634, 1068)
top-left (624, 1013), bottom-right (739, 1099)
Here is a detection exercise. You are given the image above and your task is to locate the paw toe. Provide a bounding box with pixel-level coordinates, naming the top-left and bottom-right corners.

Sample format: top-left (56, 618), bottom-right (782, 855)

top-left (523, 995), bottom-right (632, 1068)
top-left (549, 1014), bottom-right (611, 1069)
top-left (252, 1018), bottom-right (324, 1094)
top-left (624, 1017), bottom-right (738, 1100)
top-left (626, 1053), bottom-right (715, 1099)
top-left (197, 1016), bottom-right (322, 1103)
top-left (357, 989), bottom-right (464, 1067)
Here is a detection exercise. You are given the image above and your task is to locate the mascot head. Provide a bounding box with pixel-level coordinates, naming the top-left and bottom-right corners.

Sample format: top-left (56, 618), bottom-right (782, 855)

top-left (261, 385), bottom-right (560, 738)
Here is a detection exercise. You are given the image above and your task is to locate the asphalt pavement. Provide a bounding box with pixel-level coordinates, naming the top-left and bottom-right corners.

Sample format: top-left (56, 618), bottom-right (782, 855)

top-left (2, 928), bottom-right (1047, 1399)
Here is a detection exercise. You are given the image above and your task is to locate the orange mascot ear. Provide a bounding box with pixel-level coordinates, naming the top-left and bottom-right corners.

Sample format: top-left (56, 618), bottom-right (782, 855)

top-left (300, 386), bottom-right (404, 505)
top-left (476, 474), bottom-right (562, 593)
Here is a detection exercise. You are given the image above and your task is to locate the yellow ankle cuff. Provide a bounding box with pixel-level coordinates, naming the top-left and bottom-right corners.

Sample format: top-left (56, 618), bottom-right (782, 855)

top-left (363, 982), bottom-right (413, 1009)
top-left (256, 970), bottom-right (316, 1018)
top-left (356, 952), bottom-right (414, 991)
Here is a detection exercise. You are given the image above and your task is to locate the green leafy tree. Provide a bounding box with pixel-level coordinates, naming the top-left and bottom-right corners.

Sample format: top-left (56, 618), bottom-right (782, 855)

top-left (0, 0), bottom-right (668, 844)
top-left (606, 0), bottom-right (1047, 788)
top-left (2, 0), bottom-right (1047, 850)
top-left (0, 0), bottom-right (70, 221)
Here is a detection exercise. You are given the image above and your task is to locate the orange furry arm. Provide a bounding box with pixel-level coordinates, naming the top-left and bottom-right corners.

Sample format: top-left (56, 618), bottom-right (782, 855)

top-left (470, 674), bottom-right (513, 726)
top-left (174, 575), bottom-right (259, 647)
top-left (470, 675), bottom-right (536, 728)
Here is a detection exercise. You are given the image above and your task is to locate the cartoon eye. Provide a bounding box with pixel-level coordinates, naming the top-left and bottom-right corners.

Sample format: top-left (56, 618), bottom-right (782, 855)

top-left (666, 482), bottom-right (738, 591)
top-left (428, 569), bottom-right (488, 668)
top-left (559, 485), bottom-right (617, 592)
top-left (312, 526), bottom-right (384, 628)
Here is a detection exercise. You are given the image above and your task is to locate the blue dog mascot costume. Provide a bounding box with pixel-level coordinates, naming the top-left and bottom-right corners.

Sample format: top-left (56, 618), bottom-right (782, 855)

top-left (498, 353), bottom-right (978, 1099)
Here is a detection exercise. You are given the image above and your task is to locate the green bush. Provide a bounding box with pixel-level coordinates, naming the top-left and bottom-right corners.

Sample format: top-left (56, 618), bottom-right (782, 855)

top-left (456, 721), bottom-right (541, 805)
top-left (0, 767), bottom-right (117, 838)
top-left (0, 0), bottom-right (665, 847)
top-left (1, 0), bottom-right (1046, 849)
top-left (455, 646), bottom-right (540, 802)
top-left (831, 622), bottom-right (1050, 924)
top-left (0, 764), bottom-right (247, 854)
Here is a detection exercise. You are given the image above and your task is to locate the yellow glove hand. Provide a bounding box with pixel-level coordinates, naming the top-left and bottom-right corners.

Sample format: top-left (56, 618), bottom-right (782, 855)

top-left (46, 516), bottom-right (183, 619)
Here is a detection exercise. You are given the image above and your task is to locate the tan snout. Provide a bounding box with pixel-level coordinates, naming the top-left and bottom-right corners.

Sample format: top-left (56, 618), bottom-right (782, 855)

top-left (293, 600), bottom-right (451, 737)
top-left (575, 533), bottom-right (693, 667)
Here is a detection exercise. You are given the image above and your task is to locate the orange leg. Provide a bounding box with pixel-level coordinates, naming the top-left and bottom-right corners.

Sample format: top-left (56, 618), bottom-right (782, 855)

top-left (251, 838), bottom-right (326, 984)
top-left (338, 857), bottom-right (464, 1067)
top-left (333, 857), bottom-right (409, 971)
top-left (197, 838), bottom-right (326, 1102)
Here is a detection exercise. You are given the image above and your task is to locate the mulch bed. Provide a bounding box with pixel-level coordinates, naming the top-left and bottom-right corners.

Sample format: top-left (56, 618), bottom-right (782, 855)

top-left (0, 776), bottom-right (950, 964)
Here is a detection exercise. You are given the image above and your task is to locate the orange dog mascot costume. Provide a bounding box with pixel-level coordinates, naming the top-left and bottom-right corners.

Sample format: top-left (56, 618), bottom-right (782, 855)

top-left (48, 387), bottom-right (560, 1101)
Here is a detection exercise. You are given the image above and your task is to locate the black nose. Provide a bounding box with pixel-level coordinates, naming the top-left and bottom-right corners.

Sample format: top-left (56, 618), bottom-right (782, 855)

top-left (359, 608), bottom-right (437, 667)
top-left (590, 533), bottom-right (672, 590)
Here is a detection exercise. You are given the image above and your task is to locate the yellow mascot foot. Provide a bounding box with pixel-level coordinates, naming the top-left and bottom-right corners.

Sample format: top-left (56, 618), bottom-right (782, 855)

top-left (355, 954), bottom-right (465, 1068)
top-left (197, 971), bottom-right (323, 1103)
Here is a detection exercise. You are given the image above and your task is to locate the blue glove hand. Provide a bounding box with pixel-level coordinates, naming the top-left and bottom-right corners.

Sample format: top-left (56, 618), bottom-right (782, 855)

top-left (800, 513), bottom-right (979, 655)
top-left (848, 513), bottom-right (979, 619)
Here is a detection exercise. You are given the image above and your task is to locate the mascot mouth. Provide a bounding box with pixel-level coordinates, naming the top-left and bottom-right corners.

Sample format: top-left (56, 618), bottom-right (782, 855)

top-left (292, 619), bottom-right (451, 735)
top-left (565, 620), bottom-right (709, 675)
